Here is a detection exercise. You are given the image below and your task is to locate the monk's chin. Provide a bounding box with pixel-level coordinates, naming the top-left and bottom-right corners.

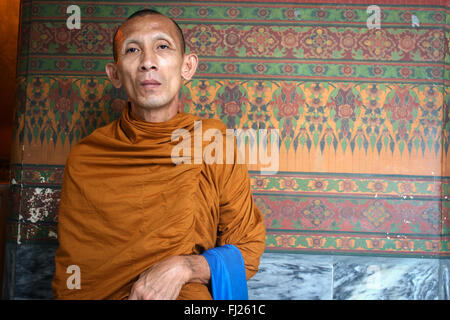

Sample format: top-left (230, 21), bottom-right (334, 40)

top-left (133, 97), bottom-right (174, 110)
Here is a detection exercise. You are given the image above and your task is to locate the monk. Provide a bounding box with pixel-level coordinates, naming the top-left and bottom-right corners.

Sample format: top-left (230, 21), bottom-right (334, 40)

top-left (51, 9), bottom-right (266, 300)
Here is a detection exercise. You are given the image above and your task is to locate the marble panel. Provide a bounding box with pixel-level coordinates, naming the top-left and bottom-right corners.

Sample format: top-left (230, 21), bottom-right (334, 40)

top-left (248, 252), bottom-right (333, 300)
top-left (439, 259), bottom-right (449, 300)
top-left (2, 242), bottom-right (17, 299)
top-left (3, 247), bottom-right (447, 300)
top-left (332, 256), bottom-right (440, 300)
top-left (9, 243), bottom-right (57, 299)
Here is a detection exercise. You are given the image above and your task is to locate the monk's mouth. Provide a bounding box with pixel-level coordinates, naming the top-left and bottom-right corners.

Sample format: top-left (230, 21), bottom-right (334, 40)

top-left (141, 80), bottom-right (161, 90)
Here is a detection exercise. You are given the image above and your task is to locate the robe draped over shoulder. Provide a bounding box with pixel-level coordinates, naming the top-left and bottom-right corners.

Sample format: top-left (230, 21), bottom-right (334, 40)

top-left (52, 104), bottom-right (266, 300)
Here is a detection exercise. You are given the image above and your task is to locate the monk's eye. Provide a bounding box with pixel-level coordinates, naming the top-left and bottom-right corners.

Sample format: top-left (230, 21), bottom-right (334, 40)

top-left (126, 47), bottom-right (138, 53)
top-left (158, 44), bottom-right (168, 50)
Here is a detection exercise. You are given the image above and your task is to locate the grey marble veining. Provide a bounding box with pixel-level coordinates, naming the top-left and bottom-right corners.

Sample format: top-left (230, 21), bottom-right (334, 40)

top-left (248, 253), bottom-right (447, 300)
top-left (332, 256), bottom-right (440, 300)
top-left (3, 245), bottom-right (448, 300)
top-left (3, 243), bottom-right (58, 300)
top-left (2, 242), bottom-right (17, 300)
top-left (248, 253), bottom-right (333, 300)
top-left (439, 259), bottom-right (450, 300)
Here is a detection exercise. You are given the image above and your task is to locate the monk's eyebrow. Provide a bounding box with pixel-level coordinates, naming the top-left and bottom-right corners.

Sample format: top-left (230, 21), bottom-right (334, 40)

top-left (150, 33), bottom-right (177, 49)
top-left (122, 39), bottom-right (141, 47)
top-left (122, 33), bottom-right (177, 48)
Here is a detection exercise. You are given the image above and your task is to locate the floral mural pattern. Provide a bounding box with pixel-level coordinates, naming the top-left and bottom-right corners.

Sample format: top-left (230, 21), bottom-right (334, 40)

top-left (9, 1), bottom-right (449, 256)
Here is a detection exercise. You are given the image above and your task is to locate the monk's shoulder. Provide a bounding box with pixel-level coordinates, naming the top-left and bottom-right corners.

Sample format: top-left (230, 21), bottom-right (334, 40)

top-left (66, 120), bottom-right (117, 161)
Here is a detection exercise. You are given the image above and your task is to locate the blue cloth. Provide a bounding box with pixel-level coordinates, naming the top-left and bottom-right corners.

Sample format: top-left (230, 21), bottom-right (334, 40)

top-left (201, 244), bottom-right (248, 300)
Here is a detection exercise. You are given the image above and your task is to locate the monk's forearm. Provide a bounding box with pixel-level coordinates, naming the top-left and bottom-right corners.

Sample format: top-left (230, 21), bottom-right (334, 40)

top-left (182, 255), bottom-right (211, 285)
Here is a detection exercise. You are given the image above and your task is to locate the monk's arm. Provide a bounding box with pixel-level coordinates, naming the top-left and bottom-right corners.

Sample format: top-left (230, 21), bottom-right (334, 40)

top-left (183, 254), bottom-right (211, 284)
top-left (128, 254), bottom-right (210, 300)
top-left (216, 161), bottom-right (266, 280)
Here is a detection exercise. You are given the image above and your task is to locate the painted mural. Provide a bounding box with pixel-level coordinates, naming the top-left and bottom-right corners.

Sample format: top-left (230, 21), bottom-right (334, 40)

top-left (8, 0), bottom-right (449, 257)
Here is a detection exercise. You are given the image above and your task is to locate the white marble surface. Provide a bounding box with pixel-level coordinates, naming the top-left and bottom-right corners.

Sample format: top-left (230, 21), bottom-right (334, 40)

top-left (332, 256), bottom-right (440, 300)
top-left (248, 253), bottom-right (333, 300)
top-left (439, 259), bottom-right (449, 299)
top-left (248, 252), bottom-right (447, 300)
top-left (3, 246), bottom-right (448, 300)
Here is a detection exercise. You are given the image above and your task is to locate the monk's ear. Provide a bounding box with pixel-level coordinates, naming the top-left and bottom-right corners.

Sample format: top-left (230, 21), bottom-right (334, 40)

top-left (181, 53), bottom-right (198, 81)
top-left (105, 62), bottom-right (122, 88)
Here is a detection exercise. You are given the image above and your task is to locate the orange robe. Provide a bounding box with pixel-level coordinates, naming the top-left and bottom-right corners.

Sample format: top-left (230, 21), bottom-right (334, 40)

top-left (52, 103), bottom-right (266, 299)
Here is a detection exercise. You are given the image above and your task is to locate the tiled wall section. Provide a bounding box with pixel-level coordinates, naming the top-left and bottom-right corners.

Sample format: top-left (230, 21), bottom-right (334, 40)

top-left (2, 244), bottom-right (448, 300)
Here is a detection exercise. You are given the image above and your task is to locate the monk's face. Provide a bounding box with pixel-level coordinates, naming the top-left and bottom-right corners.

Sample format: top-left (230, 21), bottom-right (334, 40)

top-left (112, 15), bottom-right (186, 111)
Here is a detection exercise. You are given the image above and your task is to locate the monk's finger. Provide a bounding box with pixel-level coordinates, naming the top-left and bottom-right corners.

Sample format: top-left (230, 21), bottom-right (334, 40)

top-left (128, 292), bottom-right (137, 300)
top-left (128, 283), bottom-right (141, 300)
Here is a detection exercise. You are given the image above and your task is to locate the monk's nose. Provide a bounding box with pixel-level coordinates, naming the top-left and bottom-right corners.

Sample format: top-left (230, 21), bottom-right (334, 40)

top-left (140, 51), bottom-right (157, 71)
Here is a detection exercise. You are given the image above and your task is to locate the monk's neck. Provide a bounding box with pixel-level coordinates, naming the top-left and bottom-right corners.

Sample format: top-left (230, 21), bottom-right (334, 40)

top-left (130, 102), bottom-right (179, 123)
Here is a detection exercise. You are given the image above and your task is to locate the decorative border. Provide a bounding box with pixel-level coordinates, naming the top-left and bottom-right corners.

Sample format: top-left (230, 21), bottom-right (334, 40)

top-left (19, 23), bottom-right (447, 80)
top-left (250, 173), bottom-right (444, 199)
top-left (265, 232), bottom-right (449, 257)
top-left (22, 2), bottom-right (447, 26)
top-left (255, 194), bottom-right (446, 235)
top-left (13, 77), bottom-right (448, 168)
top-left (19, 2), bottom-right (447, 80)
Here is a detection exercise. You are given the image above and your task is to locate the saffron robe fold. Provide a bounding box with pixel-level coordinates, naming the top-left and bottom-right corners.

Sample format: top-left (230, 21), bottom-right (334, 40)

top-left (52, 103), bottom-right (266, 300)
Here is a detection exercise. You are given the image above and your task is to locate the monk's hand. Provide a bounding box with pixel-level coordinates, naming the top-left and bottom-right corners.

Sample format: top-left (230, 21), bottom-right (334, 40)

top-left (128, 256), bottom-right (190, 300)
top-left (128, 255), bottom-right (210, 300)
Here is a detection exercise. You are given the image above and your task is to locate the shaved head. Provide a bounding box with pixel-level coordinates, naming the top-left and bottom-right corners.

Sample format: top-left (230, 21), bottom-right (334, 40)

top-left (112, 8), bottom-right (186, 62)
